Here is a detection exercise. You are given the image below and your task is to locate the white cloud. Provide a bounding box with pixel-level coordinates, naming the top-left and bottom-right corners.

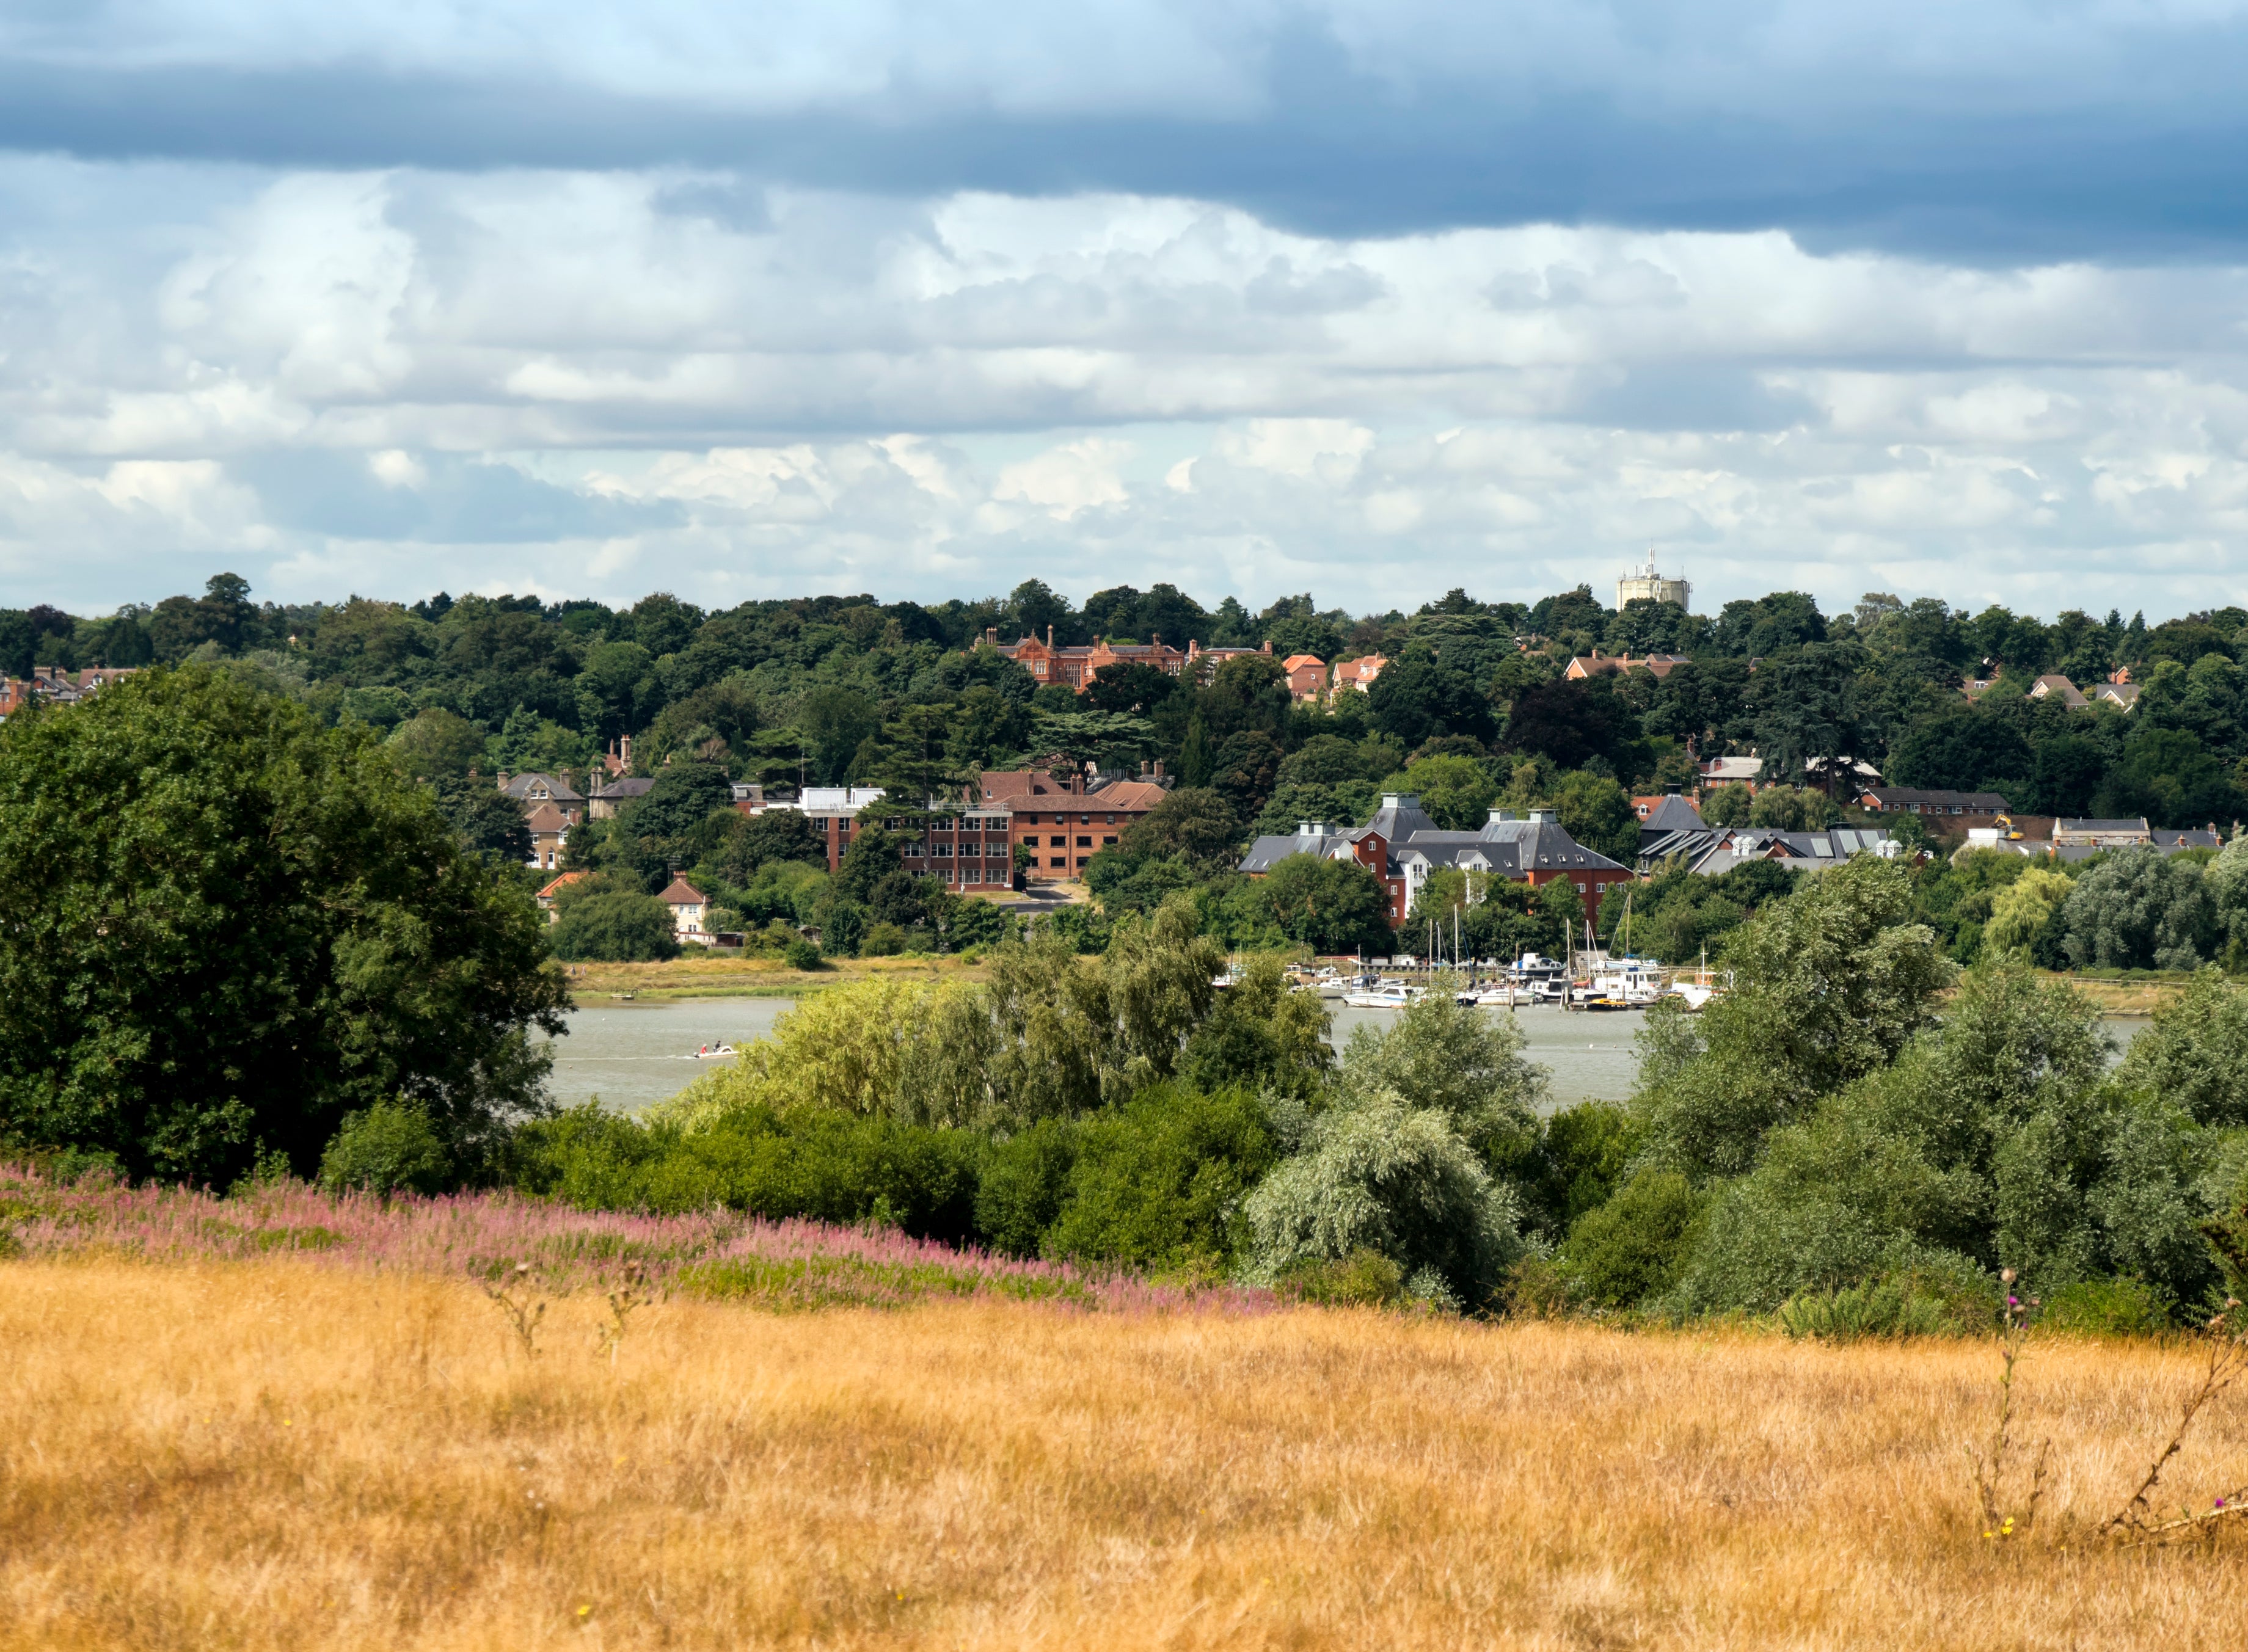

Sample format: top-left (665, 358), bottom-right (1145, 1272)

top-left (5, 156), bottom-right (2248, 619)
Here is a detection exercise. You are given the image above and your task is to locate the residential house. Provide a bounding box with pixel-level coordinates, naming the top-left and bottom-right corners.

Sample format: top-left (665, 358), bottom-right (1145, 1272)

top-left (2029, 674), bottom-right (2089, 708)
top-left (2092, 677), bottom-right (2142, 710)
top-left (2053, 817), bottom-right (2153, 849)
top-left (660, 876), bottom-right (714, 945)
top-left (1237, 795), bottom-right (1633, 931)
top-left (1859, 787), bottom-right (2012, 819)
top-left (1563, 650), bottom-right (1691, 680)
top-left (501, 772), bottom-right (585, 823)
top-left (2, 665), bottom-right (139, 718)
top-left (1637, 820), bottom-right (1901, 876)
top-left (1635, 793), bottom-right (1707, 851)
top-left (524, 802), bottom-right (572, 871)
top-left (1698, 754), bottom-right (1765, 791)
top-left (597, 735), bottom-right (635, 778)
top-left (536, 871), bottom-right (588, 922)
top-left (1280, 654), bottom-right (1327, 702)
top-left (1332, 655), bottom-right (1387, 693)
top-left (588, 776), bottom-right (654, 820)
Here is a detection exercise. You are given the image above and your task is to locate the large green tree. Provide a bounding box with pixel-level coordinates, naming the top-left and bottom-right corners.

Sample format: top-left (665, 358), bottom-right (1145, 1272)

top-left (0, 668), bottom-right (568, 1184)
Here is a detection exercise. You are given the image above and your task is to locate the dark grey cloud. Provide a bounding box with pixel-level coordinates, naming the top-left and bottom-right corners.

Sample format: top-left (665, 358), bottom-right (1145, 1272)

top-left (5, 7), bottom-right (2248, 261)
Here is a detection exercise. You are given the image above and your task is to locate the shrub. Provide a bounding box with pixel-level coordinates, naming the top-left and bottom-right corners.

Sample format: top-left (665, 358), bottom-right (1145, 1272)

top-left (1777, 1276), bottom-right (1958, 1342)
top-left (319, 1102), bottom-right (453, 1197)
top-left (511, 1102), bottom-right (984, 1245)
top-left (1556, 1170), bottom-right (1702, 1310)
top-left (2040, 1275), bottom-right (2173, 1338)
top-left (549, 891), bottom-right (681, 961)
top-left (1041, 1084), bottom-right (1276, 1272)
top-left (1244, 1093), bottom-right (1524, 1312)
top-left (1492, 1101), bottom-right (1643, 1243)
top-left (1277, 1249), bottom-right (1405, 1308)
top-left (974, 1119), bottom-right (1078, 1259)
top-left (783, 936), bottom-right (823, 972)
top-left (861, 922), bottom-right (909, 957)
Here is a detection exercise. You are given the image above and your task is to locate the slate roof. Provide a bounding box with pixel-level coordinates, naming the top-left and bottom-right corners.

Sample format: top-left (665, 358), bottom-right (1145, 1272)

top-left (592, 776), bottom-right (655, 801)
top-left (1864, 787), bottom-right (2011, 813)
top-left (1643, 794), bottom-right (1706, 834)
top-left (503, 772), bottom-right (585, 805)
top-left (2057, 818), bottom-right (2151, 836)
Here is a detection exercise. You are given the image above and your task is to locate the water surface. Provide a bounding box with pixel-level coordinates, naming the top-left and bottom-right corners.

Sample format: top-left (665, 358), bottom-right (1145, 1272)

top-left (540, 996), bottom-right (2153, 1116)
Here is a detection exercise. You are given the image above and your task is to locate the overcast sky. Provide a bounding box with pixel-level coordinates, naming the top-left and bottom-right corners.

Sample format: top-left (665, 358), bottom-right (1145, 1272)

top-left (6, 1), bottom-right (2248, 621)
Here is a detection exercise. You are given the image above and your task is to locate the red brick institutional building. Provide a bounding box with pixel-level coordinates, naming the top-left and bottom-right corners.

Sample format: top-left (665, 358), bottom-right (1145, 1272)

top-left (980, 627), bottom-right (1274, 691)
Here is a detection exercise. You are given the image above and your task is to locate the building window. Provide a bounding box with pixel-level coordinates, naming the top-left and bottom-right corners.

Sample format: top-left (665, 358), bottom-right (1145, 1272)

top-left (1076, 835), bottom-right (1092, 847)
top-left (1049, 856), bottom-right (1067, 867)
top-left (1049, 835), bottom-right (1067, 846)
top-left (1102, 835), bottom-right (1117, 846)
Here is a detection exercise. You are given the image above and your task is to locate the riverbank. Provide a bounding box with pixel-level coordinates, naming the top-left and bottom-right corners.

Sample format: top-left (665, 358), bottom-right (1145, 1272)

top-left (562, 952), bottom-right (992, 1000)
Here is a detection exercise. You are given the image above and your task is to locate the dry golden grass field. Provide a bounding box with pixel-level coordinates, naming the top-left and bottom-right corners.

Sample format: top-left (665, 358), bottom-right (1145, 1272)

top-left (7, 1259), bottom-right (2248, 1650)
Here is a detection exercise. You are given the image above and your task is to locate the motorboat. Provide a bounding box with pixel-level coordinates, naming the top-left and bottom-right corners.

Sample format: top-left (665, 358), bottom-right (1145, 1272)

top-left (1343, 983), bottom-right (1421, 1010)
top-left (1575, 957), bottom-right (1666, 1010)
top-left (690, 1043), bottom-right (737, 1059)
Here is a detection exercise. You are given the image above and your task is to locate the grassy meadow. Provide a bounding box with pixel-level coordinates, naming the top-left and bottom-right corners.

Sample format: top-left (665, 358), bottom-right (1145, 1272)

top-left (8, 1248), bottom-right (2248, 1650)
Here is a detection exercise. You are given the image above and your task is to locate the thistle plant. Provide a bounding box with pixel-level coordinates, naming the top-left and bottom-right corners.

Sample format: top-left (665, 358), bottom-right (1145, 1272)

top-left (2100, 1296), bottom-right (2248, 1545)
top-left (481, 1261), bottom-right (547, 1359)
top-left (1971, 1269), bottom-right (2048, 1542)
top-left (595, 1262), bottom-right (652, 1367)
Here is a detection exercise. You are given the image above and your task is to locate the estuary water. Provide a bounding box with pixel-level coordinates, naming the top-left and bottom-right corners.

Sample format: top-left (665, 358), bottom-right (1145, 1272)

top-left (539, 996), bottom-right (2152, 1117)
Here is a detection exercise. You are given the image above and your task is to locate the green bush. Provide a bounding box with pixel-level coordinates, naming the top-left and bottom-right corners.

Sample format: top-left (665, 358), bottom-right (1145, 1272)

top-left (974, 1119), bottom-right (1078, 1259)
top-left (510, 1102), bottom-right (984, 1244)
top-left (1556, 1170), bottom-right (1703, 1309)
top-left (1041, 1083), bottom-right (1276, 1272)
top-left (549, 891), bottom-right (681, 962)
top-left (1493, 1101), bottom-right (1645, 1243)
top-left (1277, 1249), bottom-right (1405, 1308)
top-left (1777, 1276), bottom-right (1960, 1341)
top-left (2040, 1275), bottom-right (2172, 1338)
top-left (783, 937), bottom-right (823, 971)
top-left (319, 1101), bottom-right (453, 1197)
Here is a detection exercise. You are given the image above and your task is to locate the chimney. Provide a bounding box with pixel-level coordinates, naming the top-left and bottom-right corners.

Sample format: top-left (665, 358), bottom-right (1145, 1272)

top-left (1046, 624), bottom-right (1055, 648)
top-left (497, 770), bottom-right (511, 790)
top-left (1152, 759), bottom-right (1164, 778)
top-left (1260, 639), bottom-right (1272, 653)
top-left (1528, 809), bottom-right (1555, 824)
top-left (1151, 631), bottom-right (1161, 648)
top-left (1487, 808), bottom-right (1516, 824)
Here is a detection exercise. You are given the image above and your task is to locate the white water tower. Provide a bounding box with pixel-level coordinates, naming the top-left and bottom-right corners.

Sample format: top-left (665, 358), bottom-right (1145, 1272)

top-left (1616, 549), bottom-right (1689, 611)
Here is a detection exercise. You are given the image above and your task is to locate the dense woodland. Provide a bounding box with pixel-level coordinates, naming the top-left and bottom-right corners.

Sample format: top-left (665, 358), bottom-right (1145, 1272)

top-left (10, 573), bottom-right (2248, 965)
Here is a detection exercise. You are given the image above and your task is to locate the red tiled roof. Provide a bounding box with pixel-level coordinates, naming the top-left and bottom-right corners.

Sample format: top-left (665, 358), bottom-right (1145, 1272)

top-left (659, 877), bottom-right (706, 905)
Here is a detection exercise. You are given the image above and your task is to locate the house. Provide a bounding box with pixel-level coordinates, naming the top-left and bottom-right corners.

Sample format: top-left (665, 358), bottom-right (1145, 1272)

top-left (535, 871), bottom-right (588, 922)
top-left (1, 666), bottom-right (139, 718)
top-left (1563, 650), bottom-right (1691, 681)
top-left (1859, 787), bottom-right (2012, 818)
top-left (2092, 680), bottom-right (2142, 710)
top-left (731, 782), bottom-right (764, 813)
top-left (1332, 655), bottom-right (1387, 693)
top-left (598, 735), bottom-right (636, 777)
top-left (1635, 793), bottom-right (1707, 851)
top-left (1236, 795), bottom-right (1634, 931)
top-left (524, 802), bottom-right (572, 871)
top-left (2053, 818), bottom-right (2152, 848)
top-left (500, 772), bottom-right (585, 824)
top-left (2029, 675), bottom-right (2088, 708)
top-left (660, 876), bottom-right (714, 944)
top-left (1963, 674), bottom-right (1999, 698)
top-left (1639, 820), bottom-right (1900, 876)
top-left (1698, 754), bottom-right (1765, 791)
top-left (1280, 654), bottom-right (1327, 702)
top-left (588, 776), bottom-right (655, 820)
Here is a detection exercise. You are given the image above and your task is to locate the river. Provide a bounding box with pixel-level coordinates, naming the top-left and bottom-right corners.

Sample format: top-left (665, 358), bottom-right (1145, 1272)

top-left (539, 997), bottom-right (2153, 1116)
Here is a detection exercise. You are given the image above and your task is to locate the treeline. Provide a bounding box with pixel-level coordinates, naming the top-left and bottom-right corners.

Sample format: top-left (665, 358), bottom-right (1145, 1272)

top-left (13, 575), bottom-right (2248, 840)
